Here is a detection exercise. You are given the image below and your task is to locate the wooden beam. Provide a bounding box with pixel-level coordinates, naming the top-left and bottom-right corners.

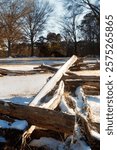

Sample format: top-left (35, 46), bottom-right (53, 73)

top-left (0, 101), bottom-right (75, 134)
top-left (34, 64), bottom-right (58, 73)
top-left (64, 72), bottom-right (100, 81)
top-left (0, 101), bottom-right (99, 149)
top-left (22, 81), bottom-right (65, 147)
top-left (62, 93), bottom-right (100, 150)
top-left (83, 89), bottom-right (100, 95)
top-left (0, 68), bottom-right (46, 76)
top-left (65, 79), bottom-right (99, 86)
top-left (40, 80), bottom-right (64, 109)
top-left (29, 55), bottom-right (78, 106)
top-left (76, 113), bottom-right (100, 150)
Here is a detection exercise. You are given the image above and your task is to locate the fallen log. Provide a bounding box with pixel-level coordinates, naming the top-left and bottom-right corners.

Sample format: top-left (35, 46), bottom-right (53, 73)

top-left (76, 113), bottom-right (100, 150)
top-left (65, 79), bottom-right (99, 86)
top-left (0, 114), bottom-right (15, 123)
top-left (64, 78), bottom-right (100, 95)
top-left (84, 81), bottom-right (100, 89)
top-left (40, 80), bottom-right (64, 109)
top-left (34, 64), bottom-right (58, 73)
top-left (0, 101), bottom-right (75, 134)
top-left (63, 74), bottom-right (100, 82)
top-left (29, 55), bottom-right (78, 106)
top-left (69, 58), bottom-right (99, 71)
top-left (62, 89), bottom-right (100, 150)
top-left (22, 56), bottom-right (77, 140)
top-left (69, 58), bottom-right (83, 71)
top-left (0, 68), bottom-right (46, 76)
top-left (0, 68), bottom-right (8, 75)
top-left (21, 81), bottom-right (65, 148)
top-left (22, 64), bottom-right (68, 147)
top-left (50, 63), bottom-right (64, 67)
top-left (0, 101), bottom-right (99, 150)
top-left (83, 89), bottom-right (100, 95)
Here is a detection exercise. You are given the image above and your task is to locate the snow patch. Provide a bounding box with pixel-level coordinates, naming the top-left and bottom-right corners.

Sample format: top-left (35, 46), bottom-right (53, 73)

top-left (0, 119), bottom-right (28, 130)
top-left (75, 86), bottom-right (85, 101)
top-left (3, 96), bottom-right (33, 105)
top-left (74, 86), bottom-right (87, 113)
top-left (59, 96), bottom-right (75, 115)
top-left (0, 136), bottom-right (6, 143)
top-left (0, 74), bottom-right (52, 99)
top-left (29, 137), bottom-right (65, 150)
top-left (29, 137), bottom-right (91, 150)
top-left (10, 120), bottom-right (28, 130)
top-left (0, 120), bottom-right (9, 128)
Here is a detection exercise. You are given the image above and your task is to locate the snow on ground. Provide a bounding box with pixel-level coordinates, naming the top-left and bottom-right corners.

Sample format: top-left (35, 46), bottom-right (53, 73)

top-left (29, 137), bottom-right (91, 150)
top-left (4, 96), bottom-right (33, 105)
top-left (59, 96), bottom-right (75, 115)
top-left (0, 74), bottom-right (52, 99)
top-left (0, 59), bottom-right (100, 149)
top-left (0, 64), bottom-right (39, 71)
top-left (0, 63), bottom-right (99, 100)
top-left (0, 119), bottom-right (28, 130)
top-left (29, 137), bottom-right (65, 150)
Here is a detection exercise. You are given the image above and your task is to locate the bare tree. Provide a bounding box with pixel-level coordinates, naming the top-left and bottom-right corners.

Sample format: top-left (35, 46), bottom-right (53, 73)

top-left (60, 0), bottom-right (83, 55)
top-left (22, 0), bottom-right (53, 56)
top-left (60, 0), bottom-right (100, 55)
top-left (81, 0), bottom-right (100, 24)
top-left (80, 12), bottom-right (100, 42)
top-left (64, 0), bottom-right (100, 22)
top-left (0, 0), bottom-right (29, 57)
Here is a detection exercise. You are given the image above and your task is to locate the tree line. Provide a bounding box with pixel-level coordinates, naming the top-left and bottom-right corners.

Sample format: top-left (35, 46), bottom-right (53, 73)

top-left (0, 0), bottom-right (100, 57)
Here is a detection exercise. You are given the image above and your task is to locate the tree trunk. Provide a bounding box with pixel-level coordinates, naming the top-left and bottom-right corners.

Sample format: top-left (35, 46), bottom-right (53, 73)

top-left (74, 36), bottom-right (77, 55)
top-left (8, 40), bottom-right (11, 57)
top-left (73, 14), bottom-right (77, 55)
top-left (31, 36), bottom-right (34, 57)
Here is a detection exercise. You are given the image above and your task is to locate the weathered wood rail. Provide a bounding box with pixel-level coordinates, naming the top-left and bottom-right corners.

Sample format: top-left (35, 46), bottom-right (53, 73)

top-left (0, 55), bottom-right (100, 150)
